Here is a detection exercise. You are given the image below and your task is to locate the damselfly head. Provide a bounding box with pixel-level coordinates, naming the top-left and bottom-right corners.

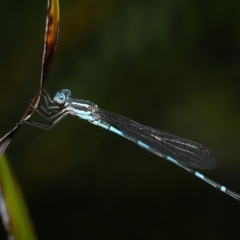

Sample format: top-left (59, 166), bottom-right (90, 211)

top-left (54, 89), bottom-right (71, 105)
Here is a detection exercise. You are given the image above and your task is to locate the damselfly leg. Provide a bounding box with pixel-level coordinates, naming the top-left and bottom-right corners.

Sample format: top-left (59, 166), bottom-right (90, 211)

top-left (39, 89), bottom-right (60, 112)
top-left (23, 111), bottom-right (69, 130)
top-left (20, 90), bottom-right (70, 130)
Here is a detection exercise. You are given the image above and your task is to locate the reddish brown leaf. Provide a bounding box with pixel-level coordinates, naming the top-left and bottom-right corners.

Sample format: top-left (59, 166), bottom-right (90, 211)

top-left (0, 0), bottom-right (60, 156)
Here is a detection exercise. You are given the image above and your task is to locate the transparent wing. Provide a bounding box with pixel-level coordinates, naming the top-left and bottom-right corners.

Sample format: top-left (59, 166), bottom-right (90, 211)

top-left (99, 109), bottom-right (216, 170)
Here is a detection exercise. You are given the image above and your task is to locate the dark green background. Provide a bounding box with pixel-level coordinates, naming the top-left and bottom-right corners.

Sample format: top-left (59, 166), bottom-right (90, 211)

top-left (1, 0), bottom-right (240, 239)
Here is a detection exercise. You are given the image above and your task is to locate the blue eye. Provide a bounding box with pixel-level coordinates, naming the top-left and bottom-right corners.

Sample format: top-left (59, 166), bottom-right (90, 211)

top-left (54, 93), bottom-right (66, 104)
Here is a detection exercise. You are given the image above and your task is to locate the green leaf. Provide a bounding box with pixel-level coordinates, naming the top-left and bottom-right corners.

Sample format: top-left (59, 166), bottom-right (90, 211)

top-left (0, 155), bottom-right (37, 240)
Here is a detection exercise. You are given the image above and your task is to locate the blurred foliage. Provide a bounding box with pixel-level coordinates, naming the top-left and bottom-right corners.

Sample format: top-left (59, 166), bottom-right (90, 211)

top-left (0, 155), bottom-right (37, 240)
top-left (1, 0), bottom-right (240, 239)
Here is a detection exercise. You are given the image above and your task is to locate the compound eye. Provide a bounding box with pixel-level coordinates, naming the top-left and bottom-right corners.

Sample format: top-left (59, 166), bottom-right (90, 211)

top-left (55, 93), bottom-right (66, 104)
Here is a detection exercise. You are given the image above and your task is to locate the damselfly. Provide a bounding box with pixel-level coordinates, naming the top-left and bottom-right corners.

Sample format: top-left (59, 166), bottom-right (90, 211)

top-left (22, 88), bottom-right (240, 202)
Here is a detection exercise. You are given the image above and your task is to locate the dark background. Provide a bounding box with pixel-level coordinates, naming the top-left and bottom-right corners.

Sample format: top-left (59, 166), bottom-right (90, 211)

top-left (1, 0), bottom-right (240, 239)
